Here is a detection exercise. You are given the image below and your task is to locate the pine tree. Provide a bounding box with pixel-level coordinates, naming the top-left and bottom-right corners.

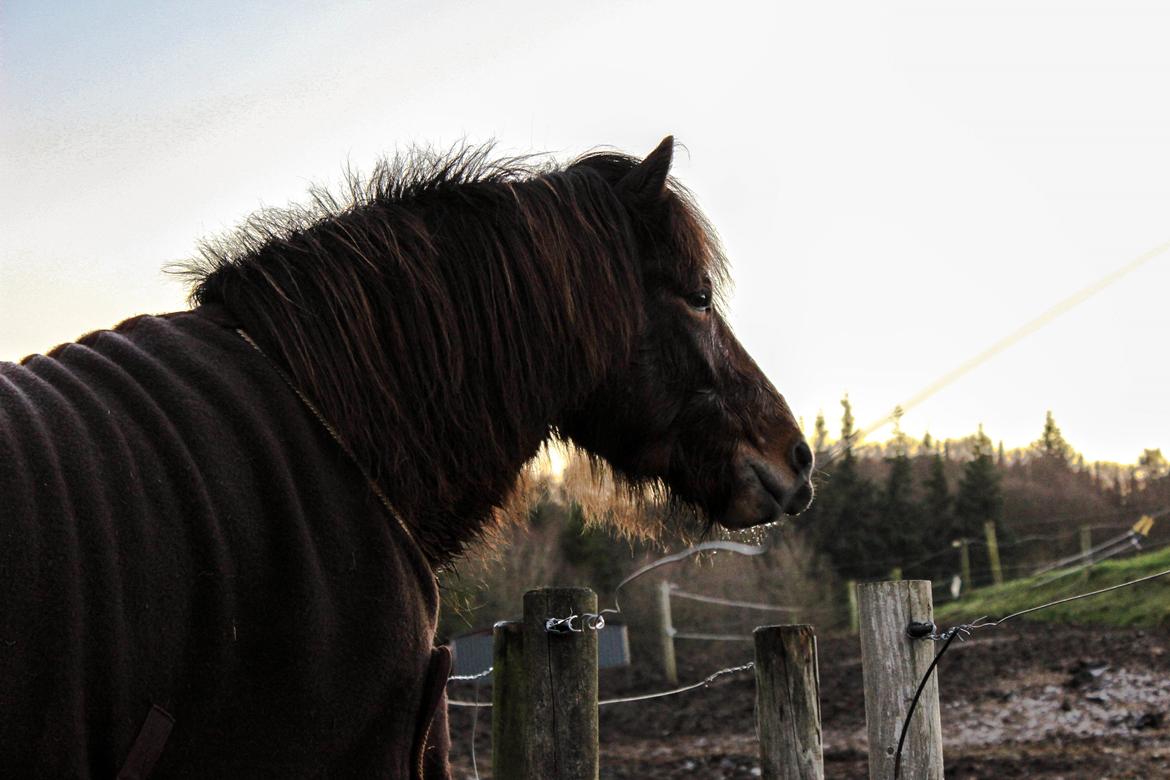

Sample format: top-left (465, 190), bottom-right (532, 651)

top-left (840, 394), bottom-right (855, 449)
top-left (829, 450), bottom-right (884, 579)
top-left (924, 454), bottom-right (951, 528)
top-left (954, 425), bottom-right (1003, 579)
top-left (1034, 410), bottom-right (1073, 466)
top-left (808, 395), bottom-right (881, 580)
top-left (881, 449), bottom-right (921, 574)
top-left (812, 411), bottom-right (829, 455)
top-left (921, 452), bottom-right (953, 580)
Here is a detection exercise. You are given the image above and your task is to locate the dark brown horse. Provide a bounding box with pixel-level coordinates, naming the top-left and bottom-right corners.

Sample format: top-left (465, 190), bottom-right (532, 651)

top-left (0, 137), bottom-right (811, 778)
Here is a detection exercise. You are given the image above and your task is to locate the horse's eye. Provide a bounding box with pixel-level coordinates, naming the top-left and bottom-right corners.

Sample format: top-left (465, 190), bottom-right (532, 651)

top-left (686, 290), bottom-right (712, 311)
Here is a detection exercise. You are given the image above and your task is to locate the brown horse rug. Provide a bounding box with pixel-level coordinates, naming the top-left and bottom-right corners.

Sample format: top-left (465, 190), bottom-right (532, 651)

top-left (0, 304), bottom-right (451, 778)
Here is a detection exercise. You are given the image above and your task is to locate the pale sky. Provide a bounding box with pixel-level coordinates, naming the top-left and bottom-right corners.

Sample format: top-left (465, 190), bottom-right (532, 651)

top-left (2, 0), bottom-right (1168, 464)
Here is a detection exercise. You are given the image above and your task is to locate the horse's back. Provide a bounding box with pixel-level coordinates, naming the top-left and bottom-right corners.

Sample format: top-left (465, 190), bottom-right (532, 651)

top-left (0, 308), bottom-right (445, 778)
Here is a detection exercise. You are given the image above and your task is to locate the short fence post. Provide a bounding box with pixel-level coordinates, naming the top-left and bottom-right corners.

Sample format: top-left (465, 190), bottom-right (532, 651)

top-left (858, 580), bottom-right (944, 780)
top-left (656, 581), bottom-right (678, 684)
top-left (522, 587), bottom-right (599, 779)
top-left (492, 620), bottom-right (526, 780)
top-left (847, 580), bottom-right (859, 635)
top-left (983, 521), bottom-right (1003, 586)
top-left (956, 539), bottom-right (971, 597)
top-left (1080, 526), bottom-right (1093, 580)
top-left (754, 625), bottom-right (824, 780)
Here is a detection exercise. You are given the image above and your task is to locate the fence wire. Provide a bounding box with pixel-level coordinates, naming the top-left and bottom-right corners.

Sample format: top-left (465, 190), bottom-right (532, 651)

top-left (668, 586), bottom-right (801, 613)
top-left (448, 660), bottom-right (756, 708)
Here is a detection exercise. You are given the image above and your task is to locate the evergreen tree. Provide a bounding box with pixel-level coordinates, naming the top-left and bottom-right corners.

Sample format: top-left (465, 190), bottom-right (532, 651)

top-left (889, 405), bottom-right (909, 457)
top-left (921, 452), bottom-right (953, 580)
top-left (827, 449), bottom-right (884, 579)
top-left (880, 449), bottom-right (921, 574)
top-left (840, 394), bottom-right (855, 448)
top-left (808, 395), bottom-right (882, 580)
top-left (954, 425), bottom-right (1003, 579)
top-left (812, 411), bottom-right (829, 454)
top-left (1034, 410), bottom-right (1073, 466)
top-left (924, 454), bottom-right (952, 529)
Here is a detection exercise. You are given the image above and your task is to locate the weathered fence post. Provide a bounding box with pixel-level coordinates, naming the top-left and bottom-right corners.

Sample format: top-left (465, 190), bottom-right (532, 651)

top-left (858, 580), bottom-right (944, 780)
top-left (492, 620), bottom-right (526, 780)
top-left (522, 587), bottom-right (599, 779)
top-left (983, 521), bottom-right (1003, 586)
top-left (656, 581), bottom-right (678, 684)
top-left (754, 625), bottom-right (824, 780)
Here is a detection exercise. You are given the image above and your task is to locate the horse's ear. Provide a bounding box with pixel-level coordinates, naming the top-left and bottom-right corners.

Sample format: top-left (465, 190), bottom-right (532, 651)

top-left (618, 136), bottom-right (674, 203)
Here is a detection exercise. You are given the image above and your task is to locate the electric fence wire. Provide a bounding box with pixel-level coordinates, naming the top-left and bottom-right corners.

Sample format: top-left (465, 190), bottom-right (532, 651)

top-left (448, 661), bottom-right (757, 709)
top-left (1029, 535), bottom-right (1143, 588)
top-left (667, 586), bottom-right (801, 612)
top-left (1031, 529), bottom-right (1140, 577)
top-left (826, 516), bottom-right (1151, 578)
top-left (670, 631), bottom-right (754, 642)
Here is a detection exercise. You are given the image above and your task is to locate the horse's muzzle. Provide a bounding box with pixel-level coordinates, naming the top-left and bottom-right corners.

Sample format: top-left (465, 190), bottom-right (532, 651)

top-left (719, 445), bottom-right (814, 528)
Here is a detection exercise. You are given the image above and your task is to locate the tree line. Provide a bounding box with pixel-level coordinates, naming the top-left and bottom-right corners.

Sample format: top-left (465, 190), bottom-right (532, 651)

top-left (803, 398), bottom-right (1170, 585)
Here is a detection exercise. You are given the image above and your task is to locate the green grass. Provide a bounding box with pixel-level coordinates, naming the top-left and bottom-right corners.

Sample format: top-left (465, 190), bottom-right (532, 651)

top-left (934, 544), bottom-right (1170, 628)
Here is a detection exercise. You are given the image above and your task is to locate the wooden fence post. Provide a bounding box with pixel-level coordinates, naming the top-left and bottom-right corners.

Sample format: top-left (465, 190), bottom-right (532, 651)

top-left (957, 539), bottom-right (971, 597)
top-left (1080, 526), bottom-right (1093, 581)
top-left (847, 580), bottom-right (859, 635)
top-left (754, 625), bottom-right (824, 780)
top-left (858, 581), bottom-right (944, 780)
top-left (983, 521), bottom-right (1003, 586)
top-left (492, 620), bottom-right (526, 780)
top-left (656, 581), bottom-right (678, 684)
top-left (522, 587), bottom-right (599, 779)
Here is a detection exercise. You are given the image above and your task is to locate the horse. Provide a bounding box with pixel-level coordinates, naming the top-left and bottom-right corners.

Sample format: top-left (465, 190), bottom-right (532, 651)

top-left (0, 137), bottom-right (813, 778)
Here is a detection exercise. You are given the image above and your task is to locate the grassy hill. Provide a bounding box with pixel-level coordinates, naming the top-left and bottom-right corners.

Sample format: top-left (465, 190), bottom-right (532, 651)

top-left (934, 544), bottom-right (1170, 628)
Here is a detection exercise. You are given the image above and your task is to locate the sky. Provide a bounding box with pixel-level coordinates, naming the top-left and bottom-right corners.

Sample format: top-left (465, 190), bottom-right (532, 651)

top-left (2, 0), bottom-right (1168, 465)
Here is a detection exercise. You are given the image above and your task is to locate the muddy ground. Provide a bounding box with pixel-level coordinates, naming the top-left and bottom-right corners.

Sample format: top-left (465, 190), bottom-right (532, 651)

top-left (447, 622), bottom-right (1170, 778)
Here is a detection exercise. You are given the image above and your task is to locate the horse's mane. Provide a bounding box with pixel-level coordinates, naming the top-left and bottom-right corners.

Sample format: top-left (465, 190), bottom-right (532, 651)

top-left (179, 143), bottom-right (726, 560)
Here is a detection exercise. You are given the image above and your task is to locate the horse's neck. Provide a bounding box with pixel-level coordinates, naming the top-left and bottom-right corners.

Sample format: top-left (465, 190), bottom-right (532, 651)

top-left (399, 410), bottom-right (554, 562)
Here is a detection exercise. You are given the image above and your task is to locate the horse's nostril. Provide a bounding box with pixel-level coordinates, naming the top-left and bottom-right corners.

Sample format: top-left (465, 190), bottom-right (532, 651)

top-left (791, 440), bottom-right (813, 472)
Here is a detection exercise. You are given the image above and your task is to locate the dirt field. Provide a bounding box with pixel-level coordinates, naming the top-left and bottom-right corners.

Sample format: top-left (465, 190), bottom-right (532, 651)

top-left (447, 622), bottom-right (1170, 778)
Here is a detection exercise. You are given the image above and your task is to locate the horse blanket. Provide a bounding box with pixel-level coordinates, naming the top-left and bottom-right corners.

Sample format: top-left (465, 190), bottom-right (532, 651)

top-left (0, 305), bottom-right (451, 778)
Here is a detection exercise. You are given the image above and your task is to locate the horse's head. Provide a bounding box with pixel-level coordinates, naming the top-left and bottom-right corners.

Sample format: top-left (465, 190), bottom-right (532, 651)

top-left (561, 137), bottom-right (814, 530)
